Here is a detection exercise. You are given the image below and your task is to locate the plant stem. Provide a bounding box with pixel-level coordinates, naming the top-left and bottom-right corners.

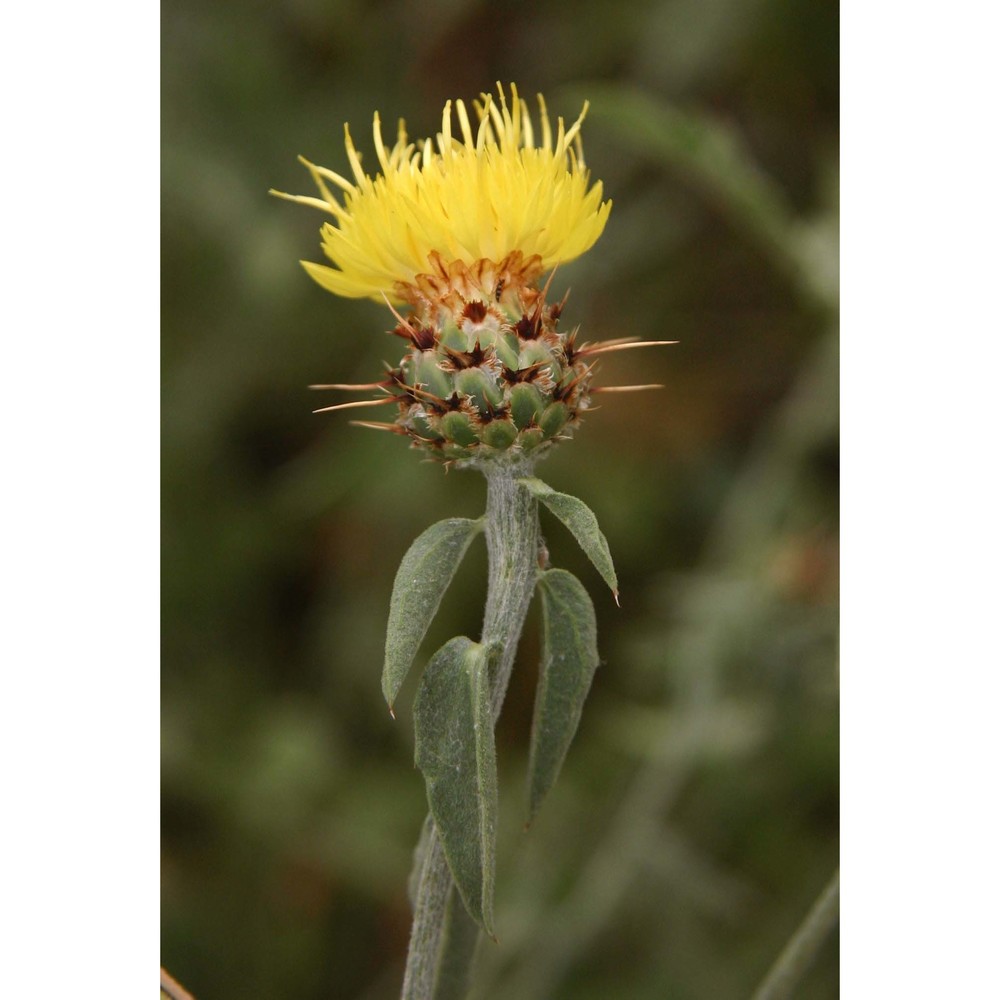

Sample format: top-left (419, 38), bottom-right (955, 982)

top-left (751, 869), bottom-right (840, 1000)
top-left (402, 825), bottom-right (453, 999)
top-left (480, 462), bottom-right (541, 721)
top-left (401, 462), bottom-right (539, 1000)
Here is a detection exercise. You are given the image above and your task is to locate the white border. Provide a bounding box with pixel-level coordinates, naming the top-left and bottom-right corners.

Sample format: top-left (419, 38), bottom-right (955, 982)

top-left (1, 2), bottom-right (159, 993)
top-left (841, 0), bottom-right (998, 993)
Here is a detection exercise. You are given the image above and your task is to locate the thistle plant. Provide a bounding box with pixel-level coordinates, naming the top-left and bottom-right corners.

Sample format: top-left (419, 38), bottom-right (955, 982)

top-left (273, 83), bottom-right (670, 1000)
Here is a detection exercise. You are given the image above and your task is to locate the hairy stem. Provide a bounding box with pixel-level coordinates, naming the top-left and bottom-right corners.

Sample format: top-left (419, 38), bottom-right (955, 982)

top-left (402, 827), bottom-right (453, 999)
top-left (401, 462), bottom-right (539, 1000)
top-left (481, 462), bottom-right (541, 720)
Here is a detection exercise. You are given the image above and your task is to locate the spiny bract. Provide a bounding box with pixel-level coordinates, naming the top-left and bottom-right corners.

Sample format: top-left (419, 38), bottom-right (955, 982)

top-left (274, 85), bottom-right (661, 468)
top-left (367, 250), bottom-right (595, 465)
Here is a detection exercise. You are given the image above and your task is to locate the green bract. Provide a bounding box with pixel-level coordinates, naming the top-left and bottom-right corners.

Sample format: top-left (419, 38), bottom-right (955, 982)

top-left (387, 293), bottom-right (595, 466)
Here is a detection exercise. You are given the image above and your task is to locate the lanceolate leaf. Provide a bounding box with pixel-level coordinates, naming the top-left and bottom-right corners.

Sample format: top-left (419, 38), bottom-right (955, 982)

top-left (527, 569), bottom-right (600, 823)
top-left (431, 887), bottom-right (481, 1000)
top-left (517, 477), bottom-right (619, 598)
top-left (407, 814), bottom-right (434, 910)
top-left (383, 518), bottom-right (483, 711)
top-left (414, 637), bottom-right (497, 935)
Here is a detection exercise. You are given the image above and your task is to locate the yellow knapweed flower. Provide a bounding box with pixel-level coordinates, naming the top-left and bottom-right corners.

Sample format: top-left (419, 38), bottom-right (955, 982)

top-left (275, 85), bottom-right (668, 467)
top-left (271, 84), bottom-right (611, 304)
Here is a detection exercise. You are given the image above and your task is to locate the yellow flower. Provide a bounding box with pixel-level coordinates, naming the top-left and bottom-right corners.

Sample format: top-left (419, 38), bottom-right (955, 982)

top-left (271, 84), bottom-right (611, 303)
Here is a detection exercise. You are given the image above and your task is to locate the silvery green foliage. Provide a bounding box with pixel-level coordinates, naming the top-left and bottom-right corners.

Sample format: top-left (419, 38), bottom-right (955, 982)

top-left (518, 477), bottom-right (619, 597)
top-left (527, 569), bottom-right (600, 823)
top-left (430, 889), bottom-right (481, 1000)
top-left (414, 638), bottom-right (498, 936)
top-left (383, 518), bottom-right (483, 710)
top-left (407, 815), bottom-right (435, 910)
top-left (400, 477), bottom-right (615, 943)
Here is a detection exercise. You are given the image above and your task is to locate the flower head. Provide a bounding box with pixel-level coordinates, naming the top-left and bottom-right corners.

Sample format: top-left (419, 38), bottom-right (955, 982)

top-left (271, 84), bottom-right (611, 304)
top-left (274, 85), bottom-right (665, 469)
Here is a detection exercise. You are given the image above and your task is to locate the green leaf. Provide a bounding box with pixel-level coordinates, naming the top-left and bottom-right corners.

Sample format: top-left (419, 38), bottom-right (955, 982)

top-left (527, 569), bottom-right (600, 823)
top-left (431, 886), bottom-right (482, 1000)
top-left (383, 518), bottom-right (483, 711)
top-left (414, 637), bottom-right (497, 935)
top-left (517, 477), bottom-right (618, 599)
top-left (407, 814), bottom-right (434, 911)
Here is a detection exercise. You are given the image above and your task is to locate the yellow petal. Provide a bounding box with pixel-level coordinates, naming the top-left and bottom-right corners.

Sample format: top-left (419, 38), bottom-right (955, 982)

top-left (276, 85), bottom-right (611, 303)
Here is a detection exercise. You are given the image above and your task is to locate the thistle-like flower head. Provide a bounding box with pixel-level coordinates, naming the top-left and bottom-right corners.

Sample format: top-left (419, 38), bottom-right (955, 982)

top-left (274, 85), bottom-right (665, 467)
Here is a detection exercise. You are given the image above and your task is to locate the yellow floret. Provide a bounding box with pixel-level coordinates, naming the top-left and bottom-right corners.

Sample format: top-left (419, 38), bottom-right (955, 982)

top-left (272, 84), bottom-right (612, 303)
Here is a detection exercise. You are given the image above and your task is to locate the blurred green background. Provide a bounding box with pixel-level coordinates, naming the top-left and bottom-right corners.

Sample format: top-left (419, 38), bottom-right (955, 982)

top-left (161, 1), bottom-right (838, 997)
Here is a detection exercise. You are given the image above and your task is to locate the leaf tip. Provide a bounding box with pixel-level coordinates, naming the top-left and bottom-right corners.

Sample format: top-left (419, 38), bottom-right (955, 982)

top-left (388, 704), bottom-right (396, 720)
top-left (523, 796), bottom-right (541, 831)
top-left (613, 589), bottom-right (621, 607)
